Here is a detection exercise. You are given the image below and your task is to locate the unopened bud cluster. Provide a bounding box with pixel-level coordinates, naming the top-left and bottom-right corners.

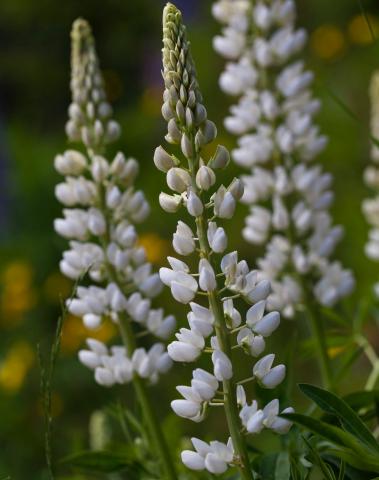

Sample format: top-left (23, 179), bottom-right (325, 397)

top-left (55, 19), bottom-right (174, 388)
top-left (157, 4), bottom-right (292, 475)
top-left (213, 0), bottom-right (354, 316)
top-left (363, 71), bottom-right (379, 296)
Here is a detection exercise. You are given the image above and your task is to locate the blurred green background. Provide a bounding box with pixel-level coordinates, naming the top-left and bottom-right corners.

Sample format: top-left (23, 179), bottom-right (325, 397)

top-left (1, 0), bottom-right (379, 477)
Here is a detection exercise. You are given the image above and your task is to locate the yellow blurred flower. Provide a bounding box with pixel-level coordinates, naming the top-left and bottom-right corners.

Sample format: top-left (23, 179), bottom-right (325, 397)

top-left (0, 261), bottom-right (37, 325)
top-left (140, 87), bottom-right (162, 117)
top-left (43, 271), bottom-right (73, 305)
top-left (60, 314), bottom-right (117, 354)
top-left (310, 24), bottom-right (346, 61)
top-left (0, 341), bottom-right (35, 393)
top-left (348, 14), bottom-right (379, 45)
top-left (139, 232), bottom-right (171, 264)
top-left (327, 345), bottom-right (347, 359)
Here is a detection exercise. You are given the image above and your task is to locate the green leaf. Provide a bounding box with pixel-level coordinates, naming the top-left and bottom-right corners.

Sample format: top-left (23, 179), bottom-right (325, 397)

top-left (343, 390), bottom-right (379, 411)
top-left (275, 452), bottom-right (291, 480)
top-left (299, 384), bottom-right (379, 452)
top-left (61, 450), bottom-right (146, 475)
top-left (337, 460), bottom-right (345, 480)
top-left (303, 437), bottom-right (336, 480)
top-left (324, 447), bottom-right (379, 473)
top-left (253, 453), bottom-right (279, 480)
top-left (281, 413), bottom-right (379, 471)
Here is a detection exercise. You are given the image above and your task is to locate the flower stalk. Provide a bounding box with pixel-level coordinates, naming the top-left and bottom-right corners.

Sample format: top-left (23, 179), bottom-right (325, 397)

top-left (155, 4), bottom-right (293, 477)
top-left (55, 19), bottom-right (177, 479)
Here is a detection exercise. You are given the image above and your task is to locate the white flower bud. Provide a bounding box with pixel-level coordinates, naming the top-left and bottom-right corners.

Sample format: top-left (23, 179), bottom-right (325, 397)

top-left (196, 166), bottom-right (216, 191)
top-left (181, 133), bottom-right (194, 158)
top-left (228, 178), bottom-right (244, 200)
top-left (88, 208), bottom-right (106, 235)
top-left (106, 185), bottom-right (121, 208)
top-left (205, 454), bottom-right (228, 474)
top-left (83, 313), bottom-right (102, 330)
top-left (199, 258), bottom-right (217, 292)
top-left (159, 192), bottom-right (182, 212)
top-left (154, 146), bottom-right (177, 172)
top-left (208, 145), bottom-right (230, 169)
top-left (166, 167), bottom-right (191, 193)
top-left (212, 350), bottom-right (233, 380)
top-left (207, 222), bottom-right (227, 253)
top-left (54, 150), bottom-right (87, 176)
top-left (168, 341), bottom-right (200, 362)
top-left (173, 221), bottom-right (195, 255)
top-left (253, 354), bottom-right (285, 389)
top-left (94, 367), bottom-right (115, 387)
top-left (253, 311), bottom-right (280, 337)
top-left (236, 385), bottom-right (246, 407)
top-left (214, 189), bottom-right (236, 218)
top-left (171, 399), bottom-right (201, 419)
top-left (181, 451), bottom-right (205, 471)
top-left (91, 155), bottom-right (109, 182)
top-left (105, 120), bottom-right (121, 143)
top-left (187, 190), bottom-right (204, 217)
top-left (78, 350), bottom-right (101, 369)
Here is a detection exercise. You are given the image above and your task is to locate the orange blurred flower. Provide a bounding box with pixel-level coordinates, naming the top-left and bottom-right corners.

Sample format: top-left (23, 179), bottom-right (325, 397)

top-left (139, 232), bottom-right (171, 264)
top-left (0, 261), bottom-right (37, 325)
top-left (0, 341), bottom-right (35, 393)
top-left (348, 14), bottom-right (379, 45)
top-left (60, 314), bottom-right (117, 354)
top-left (310, 24), bottom-right (346, 61)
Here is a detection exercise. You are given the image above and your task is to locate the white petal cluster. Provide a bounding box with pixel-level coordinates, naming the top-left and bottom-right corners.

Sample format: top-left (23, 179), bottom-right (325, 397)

top-left (363, 71), bottom-right (379, 295)
top-left (56, 19), bottom-right (174, 387)
top-left (239, 393), bottom-right (293, 434)
top-left (159, 5), bottom-right (292, 474)
top-left (182, 438), bottom-right (234, 475)
top-left (171, 368), bottom-right (219, 422)
top-left (79, 339), bottom-right (172, 386)
top-left (213, 0), bottom-right (354, 316)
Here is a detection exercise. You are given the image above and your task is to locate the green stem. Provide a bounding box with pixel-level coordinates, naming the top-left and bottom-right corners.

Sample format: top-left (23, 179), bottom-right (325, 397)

top-left (304, 302), bottom-right (333, 390)
top-left (195, 215), bottom-right (253, 480)
top-left (118, 313), bottom-right (177, 480)
top-left (356, 335), bottom-right (379, 390)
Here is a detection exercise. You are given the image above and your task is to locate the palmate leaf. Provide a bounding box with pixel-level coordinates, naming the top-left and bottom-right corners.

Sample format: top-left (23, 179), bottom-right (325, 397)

top-left (280, 413), bottom-right (379, 472)
top-left (298, 384), bottom-right (379, 452)
top-left (61, 450), bottom-right (150, 476)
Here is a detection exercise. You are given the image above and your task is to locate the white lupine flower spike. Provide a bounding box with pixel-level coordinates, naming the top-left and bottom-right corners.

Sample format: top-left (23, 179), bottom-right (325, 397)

top-left (55, 19), bottom-right (177, 480)
top-left (213, 0), bottom-right (354, 317)
top-left (213, 0), bottom-right (355, 390)
top-left (158, 5), bottom-right (292, 478)
top-left (363, 71), bottom-right (379, 297)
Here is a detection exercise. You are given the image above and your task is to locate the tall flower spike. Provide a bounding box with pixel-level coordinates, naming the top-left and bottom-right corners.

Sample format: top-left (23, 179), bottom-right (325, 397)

top-left (212, 0), bottom-right (354, 319)
top-left (363, 71), bottom-right (379, 297)
top-left (55, 19), bottom-right (177, 479)
top-left (158, 5), bottom-right (293, 478)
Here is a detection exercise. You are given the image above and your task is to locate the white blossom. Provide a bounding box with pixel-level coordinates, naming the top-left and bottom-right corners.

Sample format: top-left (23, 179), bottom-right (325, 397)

top-left (213, 0), bottom-right (354, 316)
top-left (56, 19), bottom-right (174, 389)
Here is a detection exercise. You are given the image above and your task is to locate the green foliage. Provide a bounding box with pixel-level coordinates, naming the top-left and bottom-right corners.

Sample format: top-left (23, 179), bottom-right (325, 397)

top-left (298, 384), bottom-right (379, 451)
top-left (281, 384), bottom-right (379, 475)
top-left (61, 450), bottom-right (149, 477)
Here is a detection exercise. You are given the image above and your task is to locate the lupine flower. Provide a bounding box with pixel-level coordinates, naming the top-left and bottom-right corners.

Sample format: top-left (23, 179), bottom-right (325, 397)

top-left (156, 4), bottom-right (292, 477)
top-left (55, 19), bottom-right (177, 479)
top-left (363, 71), bottom-right (379, 296)
top-left (213, 0), bottom-right (354, 318)
top-left (55, 20), bottom-right (175, 386)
